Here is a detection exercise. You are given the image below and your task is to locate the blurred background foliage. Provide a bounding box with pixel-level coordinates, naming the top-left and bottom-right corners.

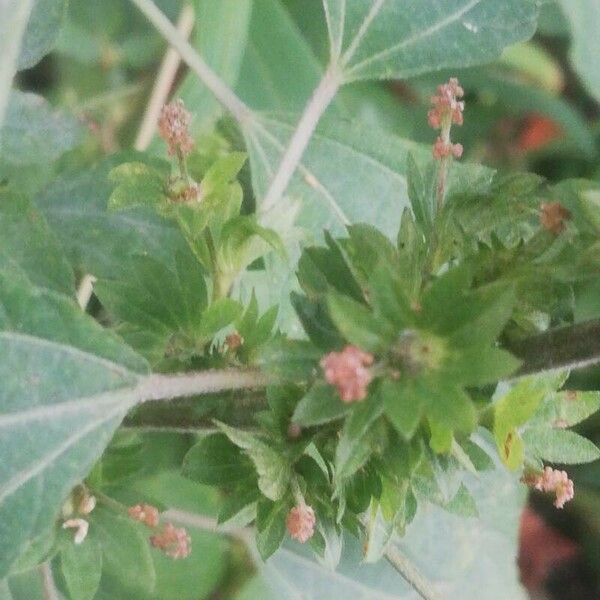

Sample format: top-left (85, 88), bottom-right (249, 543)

top-left (8, 0), bottom-right (600, 598)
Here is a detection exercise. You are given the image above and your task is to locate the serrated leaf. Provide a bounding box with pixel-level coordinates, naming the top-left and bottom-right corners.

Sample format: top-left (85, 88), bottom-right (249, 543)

top-left (293, 382), bottom-right (351, 426)
top-left (444, 484), bottom-right (479, 518)
top-left (0, 272), bottom-right (147, 577)
top-left (531, 390), bottom-right (600, 429)
top-left (327, 290), bottom-right (391, 353)
top-left (60, 537), bottom-right (102, 600)
top-left (0, 91), bottom-right (82, 167)
top-left (108, 162), bottom-right (168, 211)
top-left (198, 298), bottom-right (243, 338)
top-left (256, 499), bottom-right (288, 560)
top-left (183, 434), bottom-right (255, 486)
top-left (324, 0), bottom-right (538, 82)
top-left (382, 379), bottom-right (424, 440)
top-left (216, 422), bottom-right (291, 501)
top-left (522, 428), bottom-right (600, 464)
top-left (88, 507), bottom-right (155, 596)
top-left (258, 339), bottom-right (321, 381)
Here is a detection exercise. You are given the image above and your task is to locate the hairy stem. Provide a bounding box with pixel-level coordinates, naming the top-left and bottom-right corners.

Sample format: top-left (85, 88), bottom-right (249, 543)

top-left (129, 0), bottom-right (251, 126)
top-left (384, 545), bottom-right (442, 600)
top-left (136, 369), bottom-right (272, 403)
top-left (507, 318), bottom-right (600, 377)
top-left (261, 64), bottom-right (342, 212)
top-left (164, 508), bottom-right (253, 544)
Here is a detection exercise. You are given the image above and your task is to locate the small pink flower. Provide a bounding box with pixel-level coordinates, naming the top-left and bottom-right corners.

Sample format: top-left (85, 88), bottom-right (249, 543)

top-left (63, 518), bottom-right (89, 545)
top-left (432, 137), bottom-right (463, 160)
top-left (128, 503), bottom-right (160, 528)
top-left (428, 78), bottom-right (465, 130)
top-left (320, 345), bottom-right (374, 403)
top-left (533, 467), bottom-right (575, 509)
top-left (150, 523), bottom-right (191, 559)
top-left (158, 99), bottom-right (194, 157)
top-left (286, 504), bottom-right (316, 543)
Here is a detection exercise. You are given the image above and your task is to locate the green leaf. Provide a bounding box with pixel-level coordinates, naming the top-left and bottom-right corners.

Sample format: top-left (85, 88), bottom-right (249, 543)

top-left (0, 0), bottom-right (34, 127)
top-left (335, 392), bottom-right (384, 484)
top-left (0, 190), bottom-right (74, 296)
top-left (198, 298), bottom-right (243, 338)
top-left (531, 390), bottom-right (600, 428)
top-left (558, 0), bottom-right (600, 102)
top-left (522, 428), bottom-right (600, 464)
top-left (35, 154), bottom-right (187, 279)
top-left (444, 484), bottom-right (478, 518)
top-left (258, 339), bottom-right (321, 381)
top-left (216, 422), bottom-right (291, 501)
top-left (327, 290), bottom-right (391, 353)
top-left (59, 538), bottom-right (102, 600)
top-left (443, 345), bottom-right (520, 387)
top-left (382, 379), bottom-right (424, 440)
top-left (0, 91), bottom-right (82, 167)
top-left (183, 434), bottom-right (256, 486)
top-left (0, 272), bottom-right (147, 577)
top-left (18, 0), bottom-right (67, 70)
top-left (367, 263), bottom-right (415, 331)
top-left (108, 162), bottom-right (168, 211)
top-left (88, 507), bottom-right (155, 596)
top-left (293, 382), bottom-right (351, 426)
top-left (406, 152), bottom-right (436, 238)
top-left (245, 114), bottom-right (420, 239)
top-left (256, 499), bottom-right (288, 561)
top-left (324, 0), bottom-right (538, 82)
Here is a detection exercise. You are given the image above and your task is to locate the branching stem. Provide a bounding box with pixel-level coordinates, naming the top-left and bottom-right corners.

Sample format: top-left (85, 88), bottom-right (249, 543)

top-left (129, 0), bottom-right (252, 126)
top-left (261, 64), bottom-right (342, 212)
top-left (384, 545), bottom-right (442, 600)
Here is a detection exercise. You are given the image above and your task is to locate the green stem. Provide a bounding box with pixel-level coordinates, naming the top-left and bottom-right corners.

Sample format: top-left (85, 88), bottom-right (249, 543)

top-left (203, 228), bottom-right (226, 301)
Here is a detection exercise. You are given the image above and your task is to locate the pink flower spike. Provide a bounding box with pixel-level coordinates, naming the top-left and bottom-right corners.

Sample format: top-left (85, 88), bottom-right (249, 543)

top-left (158, 99), bottom-right (194, 157)
top-left (428, 78), bottom-right (465, 131)
top-left (150, 523), bottom-right (191, 559)
top-left (532, 467), bottom-right (575, 509)
top-left (286, 504), bottom-right (316, 543)
top-left (128, 503), bottom-right (160, 528)
top-left (320, 345), bottom-right (374, 403)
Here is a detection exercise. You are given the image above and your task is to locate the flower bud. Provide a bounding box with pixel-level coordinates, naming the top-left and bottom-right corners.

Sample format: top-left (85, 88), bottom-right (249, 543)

top-left (150, 523), bottom-right (191, 559)
top-left (63, 518), bottom-right (89, 545)
top-left (128, 503), bottom-right (160, 528)
top-left (286, 504), bottom-right (316, 543)
top-left (320, 345), bottom-right (374, 403)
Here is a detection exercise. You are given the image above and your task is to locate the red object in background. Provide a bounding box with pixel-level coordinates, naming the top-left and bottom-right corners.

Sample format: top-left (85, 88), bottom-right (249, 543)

top-left (518, 507), bottom-right (580, 592)
top-left (518, 113), bottom-right (564, 151)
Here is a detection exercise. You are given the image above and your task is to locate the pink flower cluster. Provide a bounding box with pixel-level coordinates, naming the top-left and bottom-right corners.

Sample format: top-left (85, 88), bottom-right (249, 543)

top-left (320, 345), bottom-right (374, 403)
top-left (158, 99), bottom-right (194, 157)
top-left (286, 504), bottom-right (316, 543)
top-left (534, 467), bottom-right (575, 509)
top-left (150, 523), bottom-right (192, 559)
top-left (128, 503), bottom-right (160, 528)
top-left (428, 77), bottom-right (464, 160)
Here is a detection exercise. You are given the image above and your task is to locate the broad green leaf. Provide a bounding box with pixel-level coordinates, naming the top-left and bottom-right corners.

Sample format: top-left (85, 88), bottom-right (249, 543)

top-left (35, 154), bottom-right (187, 279)
top-left (522, 428), bottom-right (600, 464)
top-left (0, 273), bottom-right (147, 577)
top-left (0, 91), bottom-right (82, 167)
top-left (216, 422), bottom-right (291, 501)
top-left (198, 298), bottom-right (243, 338)
top-left (292, 382), bottom-right (351, 426)
top-left (179, 0), bottom-right (253, 132)
top-left (558, 0), bottom-right (600, 102)
top-left (323, 0), bottom-right (538, 82)
top-left (59, 538), bottom-right (102, 600)
top-left (0, 0), bottom-right (34, 127)
top-left (443, 345), bottom-right (521, 387)
top-left (18, 0), bottom-right (67, 70)
top-left (183, 434), bottom-right (256, 486)
top-left (245, 114), bottom-right (420, 239)
top-left (258, 339), bottom-right (321, 381)
top-left (0, 191), bottom-right (74, 297)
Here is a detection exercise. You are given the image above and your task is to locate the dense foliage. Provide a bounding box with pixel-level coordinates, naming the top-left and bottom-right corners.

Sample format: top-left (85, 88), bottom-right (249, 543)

top-left (1, 1), bottom-right (600, 599)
